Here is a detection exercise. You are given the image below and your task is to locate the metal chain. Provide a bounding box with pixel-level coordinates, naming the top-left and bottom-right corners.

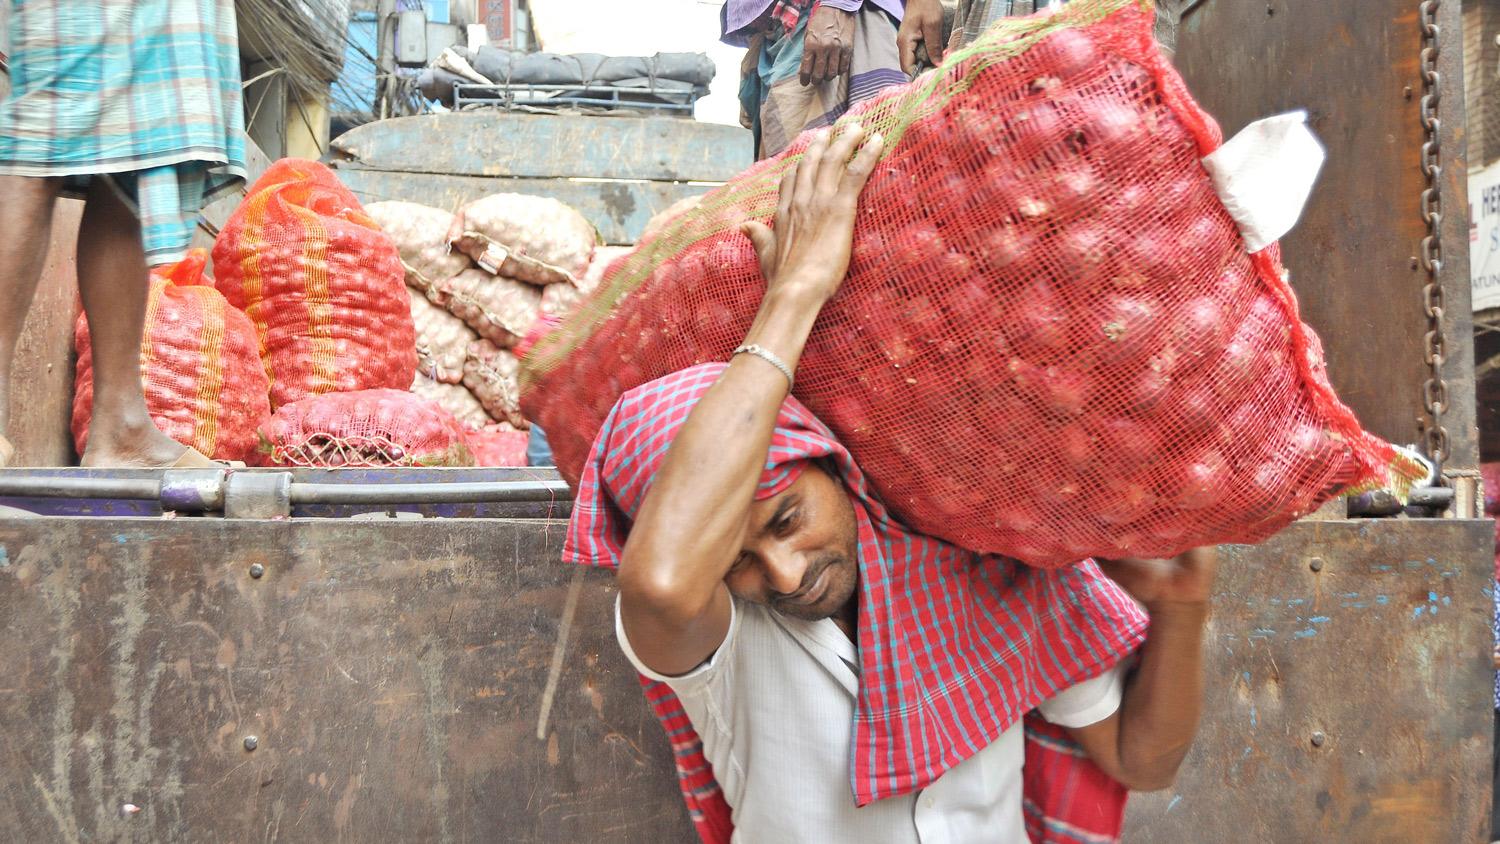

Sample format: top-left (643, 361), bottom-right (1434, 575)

top-left (1417, 0), bottom-right (1450, 480)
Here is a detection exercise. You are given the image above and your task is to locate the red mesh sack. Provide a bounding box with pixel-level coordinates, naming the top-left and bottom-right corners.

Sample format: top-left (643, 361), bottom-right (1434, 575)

top-left (257, 389), bottom-right (473, 468)
top-left (467, 423), bottom-right (530, 467)
top-left (211, 158), bottom-right (417, 409)
top-left (73, 249), bottom-right (271, 462)
top-left (520, 0), bottom-right (1426, 567)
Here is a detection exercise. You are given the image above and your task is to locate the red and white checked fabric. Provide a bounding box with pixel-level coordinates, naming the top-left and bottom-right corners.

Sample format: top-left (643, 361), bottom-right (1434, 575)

top-left (769, 0), bottom-right (819, 33)
top-left (566, 363), bottom-right (1150, 841)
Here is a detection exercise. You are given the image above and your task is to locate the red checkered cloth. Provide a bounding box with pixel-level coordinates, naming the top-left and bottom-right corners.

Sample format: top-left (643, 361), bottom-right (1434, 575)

top-left (566, 363), bottom-right (1150, 842)
top-left (770, 0), bottom-right (820, 33)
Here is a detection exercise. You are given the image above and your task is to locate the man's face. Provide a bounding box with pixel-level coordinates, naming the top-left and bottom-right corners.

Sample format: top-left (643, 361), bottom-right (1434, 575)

top-left (724, 463), bottom-right (860, 622)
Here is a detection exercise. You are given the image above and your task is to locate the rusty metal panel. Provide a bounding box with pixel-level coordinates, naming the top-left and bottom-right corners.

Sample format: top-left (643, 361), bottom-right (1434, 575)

top-left (1174, 0), bottom-right (1479, 471)
top-left (0, 518), bottom-right (692, 842)
top-left (334, 167), bottom-right (715, 246)
top-left (1126, 519), bottom-right (1494, 841)
top-left (331, 113), bottom-right (754, 183)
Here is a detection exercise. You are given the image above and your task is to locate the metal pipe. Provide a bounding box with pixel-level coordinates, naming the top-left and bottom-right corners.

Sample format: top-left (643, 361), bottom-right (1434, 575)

top-left (287, 480), bottom-right (570, 506)
top-left (0, 476), bottom-right (161, 500)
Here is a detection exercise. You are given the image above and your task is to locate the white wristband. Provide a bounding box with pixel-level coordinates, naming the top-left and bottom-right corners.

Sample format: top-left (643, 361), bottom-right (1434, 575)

top-left (732, 343), bottom-right (794, 392)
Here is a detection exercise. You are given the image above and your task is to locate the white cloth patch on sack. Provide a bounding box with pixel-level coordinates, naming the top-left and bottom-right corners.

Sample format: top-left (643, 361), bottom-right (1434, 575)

top-left (1202, 110), bottom-right (1326, 254)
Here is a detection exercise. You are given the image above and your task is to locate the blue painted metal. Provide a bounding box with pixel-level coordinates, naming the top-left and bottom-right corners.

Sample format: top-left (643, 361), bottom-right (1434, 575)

top-left (330, 113), bottom-right (754, 182)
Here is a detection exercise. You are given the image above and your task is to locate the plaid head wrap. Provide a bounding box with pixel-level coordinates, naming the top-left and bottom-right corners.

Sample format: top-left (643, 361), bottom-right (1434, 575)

top-left (566, 363), bottom-right (1150, 842)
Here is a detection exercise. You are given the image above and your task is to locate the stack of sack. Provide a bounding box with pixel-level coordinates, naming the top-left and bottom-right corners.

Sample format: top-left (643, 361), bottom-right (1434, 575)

top-left (364, 193), bottom-right (624, 468)
top-left (72, 159), bottom-right (620, 469)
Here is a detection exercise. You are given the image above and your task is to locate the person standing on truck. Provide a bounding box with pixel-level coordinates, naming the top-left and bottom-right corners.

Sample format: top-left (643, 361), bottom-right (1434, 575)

top-left (571, 124), bottom-right (1215, 842)
top-left (0, 0), bottom-right (246, 468)
top-left (895, 0), bottom-right (1068, 74)
top-left (725, 0), bottom-right (909, 159)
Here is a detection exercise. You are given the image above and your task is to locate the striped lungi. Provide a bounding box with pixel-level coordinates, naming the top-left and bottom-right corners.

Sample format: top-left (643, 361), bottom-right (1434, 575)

top-left (739, 6), bottom-right (907, 160)
top-left (0, 0), bottom-right (247, 264)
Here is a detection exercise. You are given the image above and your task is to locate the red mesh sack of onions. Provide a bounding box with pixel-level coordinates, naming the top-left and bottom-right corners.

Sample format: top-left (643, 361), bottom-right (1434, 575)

top-left (520, 0), bottom-right (1426, 567)
top-left (467, 423), bottom-right (530, 467)
top-left (256, 389), bottom-right (473, 468)
top-left (211, 159), bottom-right (416, 409)
top-left (73, 249), bottom-right (271, 462)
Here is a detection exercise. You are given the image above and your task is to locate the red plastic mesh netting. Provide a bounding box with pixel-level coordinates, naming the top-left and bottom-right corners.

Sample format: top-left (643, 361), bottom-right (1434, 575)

top-left (73, 249), bottom-right (272, 462)
top-left (211, 158), bottom-right (417, 410)
top-left (520, 0), bottom-right (1426, 567)
top-left (256, 389), bottom-right (474, 468)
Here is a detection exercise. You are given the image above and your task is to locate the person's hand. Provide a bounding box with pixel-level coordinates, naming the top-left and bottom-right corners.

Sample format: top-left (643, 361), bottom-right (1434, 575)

top-left (801, 6), bottom-right (856, 86)
top-left (740, 124), bottom-right (884, 304)
top-left (897, 0), bottom-right (947, 75)
top-left (1096, 547), bottom-right (1218, 610)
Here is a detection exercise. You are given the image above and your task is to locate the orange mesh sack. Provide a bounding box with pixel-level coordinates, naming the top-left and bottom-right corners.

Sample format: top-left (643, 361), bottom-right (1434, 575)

top-left (520, 0), bottom-right (1427, 568)
top-left (73, 249), bottom-right (271, 462)
top-left (257, 389), bottom-right (473, 468)
top-left (211, 159), bottom-right (417, 409)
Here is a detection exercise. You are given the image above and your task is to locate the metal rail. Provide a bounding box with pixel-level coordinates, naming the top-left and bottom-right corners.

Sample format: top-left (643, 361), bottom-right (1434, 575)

top-left (288, 480), bottom-right (569, 505)
top-left (0, 471), bottom-right (570, 514)
top-left (452, 82), bottom-right (698, 113)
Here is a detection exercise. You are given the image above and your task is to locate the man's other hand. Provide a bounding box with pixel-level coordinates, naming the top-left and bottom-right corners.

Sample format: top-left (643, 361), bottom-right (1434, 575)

top-left (898, 0), bottom-right (946, 75)
top-left (1097, 547), bottom-right (1218, 610)
top-left (801, 6), bottom-right (856, 86)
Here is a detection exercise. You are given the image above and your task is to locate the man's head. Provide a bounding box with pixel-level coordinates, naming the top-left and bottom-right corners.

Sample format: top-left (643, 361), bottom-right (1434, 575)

top-left (724, 461), bottom-right (860, 622)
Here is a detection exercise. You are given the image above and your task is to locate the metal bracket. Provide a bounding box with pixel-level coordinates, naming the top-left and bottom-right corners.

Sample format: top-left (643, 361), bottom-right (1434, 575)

top-left (225, 472), bottom-right (293, 520)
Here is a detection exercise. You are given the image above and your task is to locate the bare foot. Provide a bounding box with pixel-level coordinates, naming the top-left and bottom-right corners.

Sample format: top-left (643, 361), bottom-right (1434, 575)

top-left (81, 417), bottom-right (190, 468)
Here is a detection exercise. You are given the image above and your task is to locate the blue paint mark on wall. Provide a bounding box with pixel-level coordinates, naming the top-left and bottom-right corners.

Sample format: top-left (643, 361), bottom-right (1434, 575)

top-left (1294, 628), bottom-right (1318, 639)
top-left (0, 546), bottom-right (9, 568)
top-left (1308, 616), bottom-right (1331, 624)
top-left (1286, 598), bottom-right (1307, 607)
top-left (1413, 606), bottom-right (1426, 619)
top-left (1375, 595), bottom-right (1390, 605)
top-left (1249, 704), bottom-right (1257, 728)
top-left (1167, 795), bottom-right (1183, 813)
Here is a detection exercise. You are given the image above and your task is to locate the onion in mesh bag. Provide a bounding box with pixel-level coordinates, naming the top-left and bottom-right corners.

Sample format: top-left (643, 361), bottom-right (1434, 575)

top-left (365, 201), bottom-right (471, 287)
top-left (451, 193), bottom-right (596, 284)
top-left (434, 269), bottom-right (542, 347)
top-left (463, 340), bottom-right (527, 429)
top-left (517, 0), bottom-right (1426, 568)
top-left (541, 245), bottom-right (630, 319)
top-left (467, 422), bottom-right (530, 467)
top-left (257, 388), bottom-right (473, 468)
top-left (411, 372), bottom-right (493, 430)
top-left (410, 287), bottom-right (478, 384)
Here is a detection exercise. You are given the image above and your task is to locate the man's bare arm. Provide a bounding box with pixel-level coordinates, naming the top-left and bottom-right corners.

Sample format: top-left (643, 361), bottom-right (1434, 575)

top-left (1067, 548), bottom-right (1217, 791)
top-left (618, 126), bottom-right (883, 677)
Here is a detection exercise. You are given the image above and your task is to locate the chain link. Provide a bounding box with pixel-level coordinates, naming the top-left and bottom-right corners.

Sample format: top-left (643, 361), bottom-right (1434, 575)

top-left (1416, 0), bottom-right (1451, 477)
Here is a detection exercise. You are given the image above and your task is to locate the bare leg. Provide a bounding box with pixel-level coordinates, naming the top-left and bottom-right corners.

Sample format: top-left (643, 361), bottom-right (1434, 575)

top-left (75, 178), bottom-right (188, 468)
top-left (0, 175), bottom-right (64, 441)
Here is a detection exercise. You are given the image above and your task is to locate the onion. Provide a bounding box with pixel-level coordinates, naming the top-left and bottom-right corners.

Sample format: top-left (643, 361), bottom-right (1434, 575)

top-left (1084, 102), bottom-right (1143, 149)
top-left (1057, 422), bottom-right (1097, 470)
top-left (1049, 165), bottom-right (1098, 217)
top-left (1094, 476), bottom-right (1156, 525)
top-left (1008, 102), bottom-right (1065, 152)
top-left (1097, 416), bottom-right (1162, 467)
top-left (981, 223), bottom-right (1035, 271)
top-left (1175, 448), bottom-right (1229, 509)
top-left (1095, 292), bottom-right (1162, 361)
top-left (898, 223), bottom-right (947, 267)
top-left (1123, 365), bottom-right (1172, 415)
top-left (1171, 296), bottom-right (1229, 353)
top-left (1009, 284), bottom-right (1071, 356)
top-left (1031, 28), bottom-right (1100, 79)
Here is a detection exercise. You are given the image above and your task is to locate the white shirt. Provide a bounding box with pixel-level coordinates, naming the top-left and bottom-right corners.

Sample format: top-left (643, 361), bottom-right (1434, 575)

top-left (617, 596), bottom-right (1126, 844)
